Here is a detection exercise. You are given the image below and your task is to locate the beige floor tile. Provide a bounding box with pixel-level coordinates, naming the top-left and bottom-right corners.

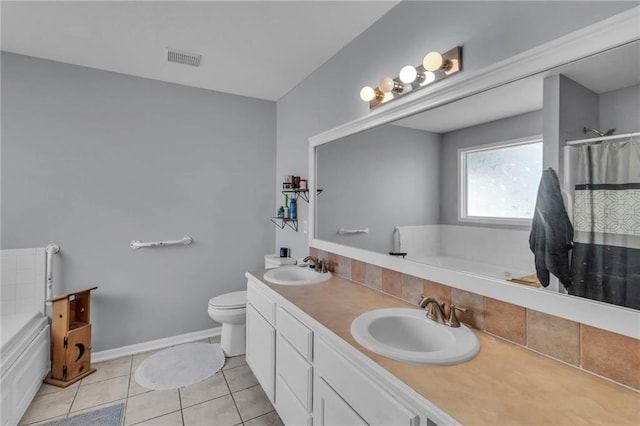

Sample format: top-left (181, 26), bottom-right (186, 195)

top-left (19, 387), bottom-right (77, 425)
top-left (222, 355), bottom-right (246, 371)
top-left (71, 375), bottom-right (129, 412)
top-left (21, 415), bottom-right (66, 426)
top-left (124, 389), bottom-right (180, 426)
top-left (179, 372), bottom-right (230, 408)
top-left (131, 349), bottom-right (161, 371)
top-left (182, 395), bottom-right (241, 426)
top-left (210, 335), bottom-right (221, 344)
top-left (233, 385), bottom-right (274, 422)
top-left (129, 373), bottom-right (154, 397)
top-left (35, 381), bottom-right (79, 397)
top-left (244, 410), bottom-right (284, 426)
top-left (82, 356), bottom-right (132, 384)
top-left (223, 364), bottom-right (258, 392)
top-left (132, 410), bottom-right (183, 426)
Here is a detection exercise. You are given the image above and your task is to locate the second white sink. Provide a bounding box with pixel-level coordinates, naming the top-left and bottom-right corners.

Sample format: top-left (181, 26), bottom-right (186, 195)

top-left (263, 266), bottom-right (332, 285)
top-left (351, 308), bottom-right (480, 365)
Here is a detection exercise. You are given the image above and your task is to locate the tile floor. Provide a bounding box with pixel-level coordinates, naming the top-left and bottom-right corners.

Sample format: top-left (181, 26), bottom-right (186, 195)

top-left (20, 337), bottom-right (283, 426)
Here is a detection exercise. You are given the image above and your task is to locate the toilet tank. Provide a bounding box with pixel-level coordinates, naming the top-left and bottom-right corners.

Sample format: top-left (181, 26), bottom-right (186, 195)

top-left (264, 254), bottom-right (297, 269)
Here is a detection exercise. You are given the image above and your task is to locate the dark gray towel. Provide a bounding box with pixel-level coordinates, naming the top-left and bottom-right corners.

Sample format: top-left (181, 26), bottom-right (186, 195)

top-left (529, 168), bottom-right (573, 288)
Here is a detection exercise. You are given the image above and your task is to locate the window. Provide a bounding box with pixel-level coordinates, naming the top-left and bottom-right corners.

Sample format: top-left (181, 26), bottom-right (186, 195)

top-left (459, 137), bottom-right (543, 225)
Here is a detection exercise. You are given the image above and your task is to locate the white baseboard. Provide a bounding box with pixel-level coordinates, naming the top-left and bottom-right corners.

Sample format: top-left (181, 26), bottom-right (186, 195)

top-left (92, 327), bottom-right (222, 363)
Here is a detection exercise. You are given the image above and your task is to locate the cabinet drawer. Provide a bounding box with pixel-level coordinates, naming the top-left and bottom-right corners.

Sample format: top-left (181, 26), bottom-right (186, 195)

top-left (277, 307), bottom-right (313, 361)
top-left (276, 375), bottom-right (312, 426)
top-left (276, 335), bottom-right (313, 411)
top-left (247, 279), bottom-right (275, 325)
top-left (316, 338), bottom-right (419, 426)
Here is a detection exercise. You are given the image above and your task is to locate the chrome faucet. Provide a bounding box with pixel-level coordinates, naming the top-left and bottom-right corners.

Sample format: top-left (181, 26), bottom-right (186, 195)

top-left (418, 295), bottom-right (467, 328)
top-left (303, 256), bottom-right (328, 273)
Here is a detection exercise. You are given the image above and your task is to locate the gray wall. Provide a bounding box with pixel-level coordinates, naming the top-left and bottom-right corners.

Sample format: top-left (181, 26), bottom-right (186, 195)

top-left (276, 1), bottom-right (635, 257)
top-left (1, 53), bottom-right (276, 351)
top-left (600, 84), bottom-right (640, 133)
top-left (439, 111), bottom-right (543, 225)
top-left (316, 124), bottom-right (440, 252)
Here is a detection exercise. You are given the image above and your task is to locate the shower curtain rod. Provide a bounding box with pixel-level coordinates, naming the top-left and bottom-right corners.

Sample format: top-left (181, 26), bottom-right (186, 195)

top-left (566, 131), bottom-right (640, 146)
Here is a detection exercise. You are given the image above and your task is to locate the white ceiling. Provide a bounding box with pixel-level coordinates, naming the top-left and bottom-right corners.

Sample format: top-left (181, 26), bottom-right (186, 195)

top-left (1, 1), bottom-right (399, 101)
top-left (394, 40), bottom-right (640, 133)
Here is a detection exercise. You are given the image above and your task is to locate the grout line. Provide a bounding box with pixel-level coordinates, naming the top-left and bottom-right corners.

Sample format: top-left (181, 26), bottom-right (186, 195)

top-left (66, 382), bottom-right (81, 417)
top-left (222, 369), bottom-right (244, 423)
top-left (178, 386), bottom-right (185, 426)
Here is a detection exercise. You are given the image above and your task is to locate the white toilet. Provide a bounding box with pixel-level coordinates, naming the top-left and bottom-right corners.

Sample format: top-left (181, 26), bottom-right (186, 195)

top-left (208, 291), bottom-right (247, 356)
top-left (208, 254), bottom-right (296, 356)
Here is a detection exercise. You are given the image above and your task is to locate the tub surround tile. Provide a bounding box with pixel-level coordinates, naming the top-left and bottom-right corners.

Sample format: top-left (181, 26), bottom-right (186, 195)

top-left (423, 280), bottom-right (452, 307)
top-left (328, 253), bottom-right (339, 272)
top-left (400, 274), bottom-right (424, 306)
top-left (527, 310), bottom-right (580, 366)
top-left (484, 298), bottom-right (527, 345)
top-left (124, 389), bottom-right (180, 426)
top-left (451, 288), bottom-right (485, 330)
top-left (364, 264), bottom-right (382, 291)
top-left (182, 394), bottom-right (240, 426)
top-left (337, 255), bottom-right (352, 279)
top-left (581, 325), bottom-right (640, 390)
top-left (382, 268), bottom-right (402, 298)
top-left (351, 260), bottom-right (366, 284)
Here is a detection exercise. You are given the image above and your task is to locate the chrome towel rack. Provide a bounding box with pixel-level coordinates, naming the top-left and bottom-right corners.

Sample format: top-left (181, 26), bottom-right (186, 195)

top-left (130, 235), bottom-right (193, 250)
top-left (338, 228), bottom-right (369, 235)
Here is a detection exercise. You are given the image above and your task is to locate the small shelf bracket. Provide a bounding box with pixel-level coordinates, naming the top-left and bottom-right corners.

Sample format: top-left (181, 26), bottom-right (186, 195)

top-left (270, 217), bottom-right (299, 232)
top-left (281, 188), bottom-right (323, 203)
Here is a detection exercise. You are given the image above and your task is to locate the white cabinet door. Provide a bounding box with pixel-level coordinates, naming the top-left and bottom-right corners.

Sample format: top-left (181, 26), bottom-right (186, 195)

top-left (246, 304), bottom-right (276, 403)
top-left (316, 377), bottom-right (368, 426)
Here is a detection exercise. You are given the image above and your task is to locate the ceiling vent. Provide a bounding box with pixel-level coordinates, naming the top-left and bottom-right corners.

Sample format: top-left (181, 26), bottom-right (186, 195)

top-left (166, 48), bottom-right (202, 67)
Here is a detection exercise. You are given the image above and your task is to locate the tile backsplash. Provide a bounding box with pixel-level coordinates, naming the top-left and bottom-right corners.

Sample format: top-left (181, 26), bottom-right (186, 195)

top-left (311, 247), bottom-right (640, 391)
top-left (1, 248), bottom-right (46, 315)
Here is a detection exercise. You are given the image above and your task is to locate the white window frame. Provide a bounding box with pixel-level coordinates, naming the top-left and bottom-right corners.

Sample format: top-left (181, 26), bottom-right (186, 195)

top-left (458, 135), bottom-right (543, 226)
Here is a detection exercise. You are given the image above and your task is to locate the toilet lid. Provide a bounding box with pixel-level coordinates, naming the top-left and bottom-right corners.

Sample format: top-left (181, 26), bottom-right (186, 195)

top-left (208, 291), bottom-right (247, 309)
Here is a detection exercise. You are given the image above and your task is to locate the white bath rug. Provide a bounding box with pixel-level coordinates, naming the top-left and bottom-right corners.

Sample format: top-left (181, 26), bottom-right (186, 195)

top-left (135, 342), bottom-right (225, 390)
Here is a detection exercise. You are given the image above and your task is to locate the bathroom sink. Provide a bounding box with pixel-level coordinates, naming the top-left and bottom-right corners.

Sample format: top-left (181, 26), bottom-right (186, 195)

top-left (263, 266), bottom-right (332, 285)
top-left (351, 308), bottom-right (480, 365)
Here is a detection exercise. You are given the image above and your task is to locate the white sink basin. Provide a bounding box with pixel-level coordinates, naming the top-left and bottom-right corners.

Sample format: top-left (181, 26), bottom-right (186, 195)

top-left (263, 266), bottom-right (332, 285)
top-left (351, 308), bottom-right (480, 365)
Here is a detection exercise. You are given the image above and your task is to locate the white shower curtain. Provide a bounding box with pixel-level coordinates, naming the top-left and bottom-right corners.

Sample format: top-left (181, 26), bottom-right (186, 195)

top-left (569, 138), bottom-right (640, 309)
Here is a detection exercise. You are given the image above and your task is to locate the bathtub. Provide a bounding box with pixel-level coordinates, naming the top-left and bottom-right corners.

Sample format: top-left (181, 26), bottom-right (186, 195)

top-left (1, 312), bottom-right (50, 426)
top-left (1, 248), bottom-right (50, 426)
top-left (407, 255), bottom-right (532, 281)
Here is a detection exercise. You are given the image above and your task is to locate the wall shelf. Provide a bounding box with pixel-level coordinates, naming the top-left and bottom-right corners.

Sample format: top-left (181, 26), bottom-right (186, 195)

top-left (281, 188), bottom-right (323, 203)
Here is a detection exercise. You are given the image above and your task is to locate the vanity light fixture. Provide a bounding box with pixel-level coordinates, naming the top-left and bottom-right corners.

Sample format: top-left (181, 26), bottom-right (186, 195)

top-left (360, 46), bottom-right (462, 109)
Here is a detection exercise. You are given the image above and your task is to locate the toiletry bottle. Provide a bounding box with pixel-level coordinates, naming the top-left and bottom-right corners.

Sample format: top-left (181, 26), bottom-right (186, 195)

top-left (290, 198), bottom-right (297, 219)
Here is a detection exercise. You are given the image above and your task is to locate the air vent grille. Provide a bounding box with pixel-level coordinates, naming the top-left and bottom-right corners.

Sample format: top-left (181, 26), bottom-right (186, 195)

top-left (166, 48), bottom-right (202, 67)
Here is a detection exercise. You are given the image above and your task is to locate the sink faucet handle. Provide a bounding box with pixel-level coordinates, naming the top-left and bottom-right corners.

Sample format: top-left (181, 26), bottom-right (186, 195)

top-left (445, 304), bottom-right (467, 328)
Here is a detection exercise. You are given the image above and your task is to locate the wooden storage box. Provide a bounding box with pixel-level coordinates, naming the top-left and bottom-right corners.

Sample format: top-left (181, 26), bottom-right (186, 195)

top-left (45, 286), bottom-right (97, 387)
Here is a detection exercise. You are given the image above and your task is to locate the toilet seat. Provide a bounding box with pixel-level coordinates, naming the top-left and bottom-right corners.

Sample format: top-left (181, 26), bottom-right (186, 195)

top-left (208, 291), bottom-right (247, 310)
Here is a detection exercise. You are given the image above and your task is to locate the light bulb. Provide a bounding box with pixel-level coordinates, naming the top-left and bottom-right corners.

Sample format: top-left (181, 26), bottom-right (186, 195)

top-left (423, 51), bottom-right (446, 72)
top-left (422, 71), bottom-right (436, 85)
top-left (399, 65), bottom-right (418, 84)
top-left (360, 86), bottom-right (376, 102)
top-left (378, 77), bottom-right (396, 93)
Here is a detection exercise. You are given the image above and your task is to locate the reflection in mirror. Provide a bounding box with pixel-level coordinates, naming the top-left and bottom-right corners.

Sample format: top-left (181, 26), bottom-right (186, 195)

top-left (316, 41), bottom-right (640, 310)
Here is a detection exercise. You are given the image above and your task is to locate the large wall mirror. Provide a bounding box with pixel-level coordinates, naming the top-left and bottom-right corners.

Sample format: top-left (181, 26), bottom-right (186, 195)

top-left (310, 12), bottom-right (639, 338)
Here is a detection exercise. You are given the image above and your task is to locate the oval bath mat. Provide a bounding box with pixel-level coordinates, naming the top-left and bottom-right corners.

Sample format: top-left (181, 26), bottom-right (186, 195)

top-left (135, 342), bottom-right (225, 390)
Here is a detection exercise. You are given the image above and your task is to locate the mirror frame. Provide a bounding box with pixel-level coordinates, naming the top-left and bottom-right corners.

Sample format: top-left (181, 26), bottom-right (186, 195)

top-left (308, 7), bottom-right (640, 339)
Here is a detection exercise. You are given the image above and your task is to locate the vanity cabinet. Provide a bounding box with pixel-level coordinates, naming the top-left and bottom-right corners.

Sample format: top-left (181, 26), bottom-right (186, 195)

top-left (246, 273), bottom-right (455, 426)
top-left (246, 284), bottom-right (276, 402)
